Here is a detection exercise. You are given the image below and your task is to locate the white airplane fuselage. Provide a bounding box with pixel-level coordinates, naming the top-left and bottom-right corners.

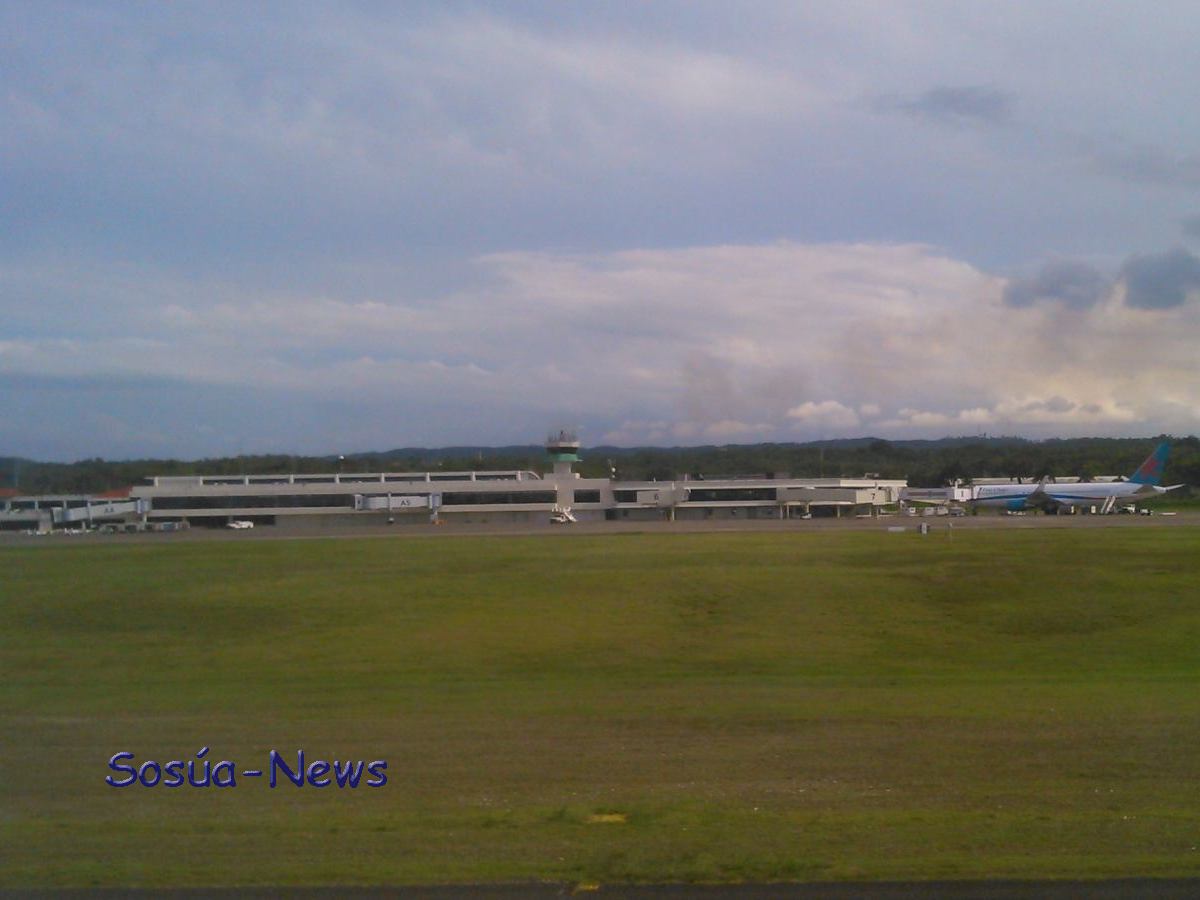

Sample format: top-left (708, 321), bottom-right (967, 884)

top-left (969, 441), bottom-right (1178, 511)
top-left (972, 480), bottom-right (1162, 511)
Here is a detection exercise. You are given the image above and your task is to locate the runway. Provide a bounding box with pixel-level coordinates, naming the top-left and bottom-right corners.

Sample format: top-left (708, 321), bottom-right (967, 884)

top-left (2, 508), bottom-right (1197, 547)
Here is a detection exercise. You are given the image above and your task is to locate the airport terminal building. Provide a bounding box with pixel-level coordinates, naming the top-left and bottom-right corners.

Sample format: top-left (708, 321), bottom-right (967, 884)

top-left (0, 435), bottom-right (906, 532)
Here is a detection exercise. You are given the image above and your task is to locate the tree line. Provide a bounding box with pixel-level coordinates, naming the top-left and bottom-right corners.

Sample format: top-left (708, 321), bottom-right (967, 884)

top-left (3, 435), bottom-right (1197, 496)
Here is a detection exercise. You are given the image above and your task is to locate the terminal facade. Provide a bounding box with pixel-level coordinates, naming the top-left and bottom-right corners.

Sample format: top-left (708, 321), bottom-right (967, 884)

top-left (0, 434), bottom-right (907, 532)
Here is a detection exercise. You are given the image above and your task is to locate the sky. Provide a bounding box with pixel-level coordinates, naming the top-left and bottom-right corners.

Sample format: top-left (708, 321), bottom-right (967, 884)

top-left (4, 1), bottom-right (1200, 460)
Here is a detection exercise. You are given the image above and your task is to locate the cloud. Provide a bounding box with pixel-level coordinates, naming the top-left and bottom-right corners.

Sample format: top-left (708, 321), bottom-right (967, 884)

top-left (0, 6), bottom-right (828, 267)
top-left (1092, 146), bottom-right (1200, 189)
top-left (5, 239), bottom-right (1200, 457)
top-left (6, 4), bottom-right (1200, 320)
top-left (873, 85), bottom-right (1012, 125)
top-left (1120, 247), bottom-right (1200, 309)
top-left (1183, 214), bottom-right (1200, 239)
top-left (786, 400), bottom-right (861, 430)
top-left (1003, 249), bottom-right (1200, 312)
top-left (1003, 259), bottom-right (1111, 309)
top-left (881, 396), bottom-right (1138, 432)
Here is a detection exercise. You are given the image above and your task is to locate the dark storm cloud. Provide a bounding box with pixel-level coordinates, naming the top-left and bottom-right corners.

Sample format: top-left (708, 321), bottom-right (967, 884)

top-left (1120, 247), bottom-right (1200, 309)
top-left (1182, 214), bottom-right (1200, 238)
top-left (1094, 147), bottom-right (1200, 188)
top-left (1003, 259), bottom-right (1110, 308)
top-left (875, 85), bottom-right (1012, 125)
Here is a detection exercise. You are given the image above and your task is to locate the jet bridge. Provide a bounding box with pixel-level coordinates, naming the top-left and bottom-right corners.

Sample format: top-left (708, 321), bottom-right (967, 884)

top-left (53, 499), bottom-right (146, 525)
top-left (901, 487), bottom-right (972, 505)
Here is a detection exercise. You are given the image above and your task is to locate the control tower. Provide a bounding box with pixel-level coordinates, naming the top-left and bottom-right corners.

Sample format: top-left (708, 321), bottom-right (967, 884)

top-left (546, 429), bottom-right (581, 519)
top-left (545, 429), bottom-right (581, 477)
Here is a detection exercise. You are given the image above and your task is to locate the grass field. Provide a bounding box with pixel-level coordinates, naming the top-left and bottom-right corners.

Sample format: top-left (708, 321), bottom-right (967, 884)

top-left (3, 527), bottom-right (1200, 887)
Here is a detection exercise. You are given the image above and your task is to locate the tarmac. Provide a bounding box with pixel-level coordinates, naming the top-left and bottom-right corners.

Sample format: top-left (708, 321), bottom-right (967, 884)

top-left (2, 508), bottom-right (1198, 546)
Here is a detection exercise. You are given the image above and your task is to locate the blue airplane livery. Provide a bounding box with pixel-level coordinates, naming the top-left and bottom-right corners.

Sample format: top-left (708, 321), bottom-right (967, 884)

top-left (971, 442), bottom-right (1182, 513)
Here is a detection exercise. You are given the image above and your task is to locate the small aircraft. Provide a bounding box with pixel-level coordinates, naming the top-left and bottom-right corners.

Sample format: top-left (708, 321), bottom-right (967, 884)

top-left (971, 441), bottom-right (1183, 513)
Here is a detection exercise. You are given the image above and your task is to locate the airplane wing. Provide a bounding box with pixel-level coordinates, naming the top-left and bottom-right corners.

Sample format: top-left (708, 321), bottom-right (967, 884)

top-left (1023, 477), bottom-right (1060, 511)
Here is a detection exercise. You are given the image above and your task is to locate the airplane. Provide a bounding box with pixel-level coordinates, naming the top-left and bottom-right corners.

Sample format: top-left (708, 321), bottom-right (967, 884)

top-left (971, 441), bottom-right (1183, 513)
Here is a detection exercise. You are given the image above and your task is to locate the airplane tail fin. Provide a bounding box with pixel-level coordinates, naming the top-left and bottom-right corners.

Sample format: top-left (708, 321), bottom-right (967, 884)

top-left (1129, 441), bottom-right (1170, 485)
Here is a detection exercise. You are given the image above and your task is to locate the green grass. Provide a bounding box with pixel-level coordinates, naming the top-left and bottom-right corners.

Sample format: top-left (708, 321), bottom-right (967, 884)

top-left (3, 527), bottom-right (1200, 886)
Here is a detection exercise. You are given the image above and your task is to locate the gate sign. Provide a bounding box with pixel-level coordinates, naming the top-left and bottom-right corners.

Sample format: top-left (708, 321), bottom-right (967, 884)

top-left (358, 494), bottom-right (432, 511)
top-left (389, 495), bottom-right (429, 509)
